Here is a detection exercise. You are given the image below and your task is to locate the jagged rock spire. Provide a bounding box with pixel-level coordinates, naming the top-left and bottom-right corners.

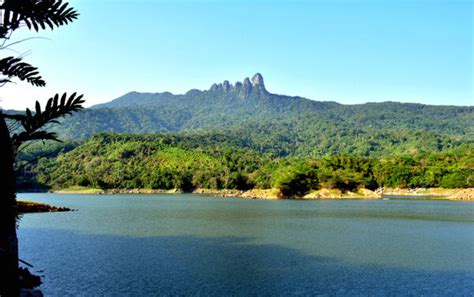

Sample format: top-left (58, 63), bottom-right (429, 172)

top-left (251, 73), bottom-right (264, 87)
top-left (208, 73), bottom-right (268, 98)
top-left (223, 80), bottom-right (232, 91)
top-left (242, 77), bottom-right (252, 98)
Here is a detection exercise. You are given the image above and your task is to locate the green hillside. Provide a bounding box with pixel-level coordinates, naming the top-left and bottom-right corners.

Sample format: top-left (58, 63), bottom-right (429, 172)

top-left (48, 73), bottom-right (473, 158)
top-left (17, 133), bottom-right (474, 193)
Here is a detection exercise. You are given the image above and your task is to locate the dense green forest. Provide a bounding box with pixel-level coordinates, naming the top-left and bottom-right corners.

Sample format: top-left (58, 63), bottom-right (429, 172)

top-left (16, 133), bottom-right (473, 195)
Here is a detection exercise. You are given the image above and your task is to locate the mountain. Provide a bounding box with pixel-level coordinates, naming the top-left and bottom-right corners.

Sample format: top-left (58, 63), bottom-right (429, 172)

top-left (50, 73), bottom-right (473, 157)
top-left (91, 73), bottom-right (276, 109)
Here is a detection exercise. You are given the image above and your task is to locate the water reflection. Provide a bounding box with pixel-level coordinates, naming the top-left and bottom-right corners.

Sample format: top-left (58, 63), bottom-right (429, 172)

top-left (20, 229), bottom-right (474, 296)
top-left (18, 193), bottom-right (474, 296)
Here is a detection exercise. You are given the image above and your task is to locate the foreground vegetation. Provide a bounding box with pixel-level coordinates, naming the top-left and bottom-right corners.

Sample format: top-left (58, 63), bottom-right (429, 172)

top-left (17, 133), bottom-right (473, 197)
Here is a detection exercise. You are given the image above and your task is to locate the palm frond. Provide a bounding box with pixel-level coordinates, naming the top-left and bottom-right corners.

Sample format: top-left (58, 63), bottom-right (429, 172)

top-left (0, 0), bottom-right (78, 38)
top-left (8, 92), bottom-right (84, 153)
top-left (0, 56), bottom-right (45, 86)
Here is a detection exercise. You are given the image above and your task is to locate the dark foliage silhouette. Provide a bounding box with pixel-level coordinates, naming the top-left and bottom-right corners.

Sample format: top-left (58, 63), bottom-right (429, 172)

top-left (0, 1), bottom-right (82, 295)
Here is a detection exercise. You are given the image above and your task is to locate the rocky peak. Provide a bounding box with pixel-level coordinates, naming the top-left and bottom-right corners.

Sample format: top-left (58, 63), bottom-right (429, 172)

top-left (241, 77), bottom-right (252, 98)
top-left (223, 80), bottom-right (232, 91)
top-left (208, 73), bottom-right (268, 98)
top-left (243, 77), bottom-right (251, 86)
top-left (251, 73), bottom-right (264, 87)
top-left (234, 81), bottom-right (243, 90)
top-left (210, 83), bottom-right (219, 92)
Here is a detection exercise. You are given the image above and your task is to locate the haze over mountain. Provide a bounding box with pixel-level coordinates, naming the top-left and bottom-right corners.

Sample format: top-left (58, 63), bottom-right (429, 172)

top-left (49, 73), bottom-right (473, 157)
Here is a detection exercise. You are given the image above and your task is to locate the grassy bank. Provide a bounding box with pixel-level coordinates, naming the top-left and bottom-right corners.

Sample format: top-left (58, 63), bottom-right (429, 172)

top-left (52, 186), bottom-right (105, 194)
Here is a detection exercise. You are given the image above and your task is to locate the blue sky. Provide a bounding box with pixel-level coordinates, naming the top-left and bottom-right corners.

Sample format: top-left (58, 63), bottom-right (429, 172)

top-left (1, 0), bottom-right (472, 109)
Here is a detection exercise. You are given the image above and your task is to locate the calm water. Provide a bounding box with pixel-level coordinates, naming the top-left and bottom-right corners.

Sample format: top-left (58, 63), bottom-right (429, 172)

top-left (18, 193), bottom-right (474, 296)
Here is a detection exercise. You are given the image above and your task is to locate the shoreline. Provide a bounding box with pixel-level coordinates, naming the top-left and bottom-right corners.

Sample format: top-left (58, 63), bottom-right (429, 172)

top-left (48, 187), bottom-right (381, 199)
top-left (45, 186), bottom-right (474, 201)
top-left (383, 188), bottom-right (474, 201)
top-left (16, 200), bottom-right (75, 213)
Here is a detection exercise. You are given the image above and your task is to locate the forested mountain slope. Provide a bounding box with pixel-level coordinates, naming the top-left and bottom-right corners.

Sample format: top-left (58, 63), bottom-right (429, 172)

top-left (40, 73), bottom-right (473, 157)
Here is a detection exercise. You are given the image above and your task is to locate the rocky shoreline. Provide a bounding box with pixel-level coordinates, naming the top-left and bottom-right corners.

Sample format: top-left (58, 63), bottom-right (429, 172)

top-left (382, 188), bottom-right (474, 200)
top-left (382, 188), bottom-right (457, 196)
top-left (50, 187), bottom-right (381, 199)
top-left (447, 188), bottom-right (474, 200)
top-left (48, 186), bottom-right (474, 201)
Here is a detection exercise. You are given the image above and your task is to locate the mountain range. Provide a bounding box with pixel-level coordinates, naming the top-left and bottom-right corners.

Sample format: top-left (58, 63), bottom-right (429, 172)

top-left (49, 73), bottom-right (473, 157)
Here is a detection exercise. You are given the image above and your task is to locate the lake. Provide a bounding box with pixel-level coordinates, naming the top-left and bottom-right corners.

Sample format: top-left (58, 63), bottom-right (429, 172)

top-left (18, 193), bottom-right (474, 296)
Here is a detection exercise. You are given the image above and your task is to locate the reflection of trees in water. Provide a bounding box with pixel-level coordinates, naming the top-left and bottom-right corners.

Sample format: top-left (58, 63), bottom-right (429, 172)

top-left (19, 230), bottom-right (474, 296)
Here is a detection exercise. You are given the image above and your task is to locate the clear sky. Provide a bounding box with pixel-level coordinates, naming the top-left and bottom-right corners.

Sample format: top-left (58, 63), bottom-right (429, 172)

top-left (0, 0), bottom-right (472, 110)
